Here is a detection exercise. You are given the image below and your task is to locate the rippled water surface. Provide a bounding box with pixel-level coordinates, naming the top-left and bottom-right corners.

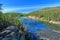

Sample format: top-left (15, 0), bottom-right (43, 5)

top-left (21, 18), bottom-right (51, 33)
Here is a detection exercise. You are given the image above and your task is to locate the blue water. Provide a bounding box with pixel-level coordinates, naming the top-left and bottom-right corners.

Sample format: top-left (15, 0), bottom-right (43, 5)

top-left (21, 18), bottom-right (51, 33)
top-left (19, 18), bottom-right (51, 40)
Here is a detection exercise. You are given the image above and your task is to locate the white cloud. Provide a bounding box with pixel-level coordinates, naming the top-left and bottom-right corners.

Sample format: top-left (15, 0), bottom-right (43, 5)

top-left (3, 6), bottom-right (43, 13)
top-left (3, 4), bottom-right (60, 13)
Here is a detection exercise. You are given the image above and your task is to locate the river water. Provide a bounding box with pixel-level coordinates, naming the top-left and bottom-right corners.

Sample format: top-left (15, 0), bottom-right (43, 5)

top-left (20, 18), bottom-right (52, 40)
top-left (21, 18), bottom-right (51, 33)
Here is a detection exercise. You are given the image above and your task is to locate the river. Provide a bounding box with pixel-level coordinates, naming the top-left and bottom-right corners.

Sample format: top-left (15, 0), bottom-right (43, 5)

top-left (21, 18), bottom-right (51, 33)
top-left (20, 18), bottom-right (52, 40)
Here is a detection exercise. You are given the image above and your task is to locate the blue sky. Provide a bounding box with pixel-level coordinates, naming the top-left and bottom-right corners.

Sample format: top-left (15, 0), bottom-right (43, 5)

top-left (0, 0), bottom-right (60, 13)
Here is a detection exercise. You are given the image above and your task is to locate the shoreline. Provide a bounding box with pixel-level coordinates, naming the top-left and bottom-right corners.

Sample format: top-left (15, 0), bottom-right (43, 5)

top-left (22, 16), bottom-right (60, 31)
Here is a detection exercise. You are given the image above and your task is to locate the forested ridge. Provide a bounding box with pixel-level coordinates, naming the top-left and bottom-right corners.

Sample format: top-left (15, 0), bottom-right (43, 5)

top-left (26, 6), bottom-right (60, 21)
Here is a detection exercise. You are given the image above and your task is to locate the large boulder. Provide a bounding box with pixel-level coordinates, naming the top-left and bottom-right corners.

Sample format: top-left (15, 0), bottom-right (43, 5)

top-left (0, 26), bottom-right (20, 40)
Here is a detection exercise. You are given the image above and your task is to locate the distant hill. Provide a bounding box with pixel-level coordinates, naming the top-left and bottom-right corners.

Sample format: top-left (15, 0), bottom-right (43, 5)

top-left (26, 6), bottom-right (60, 21)
top-left (4, 12), bottom-right (24, 17)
